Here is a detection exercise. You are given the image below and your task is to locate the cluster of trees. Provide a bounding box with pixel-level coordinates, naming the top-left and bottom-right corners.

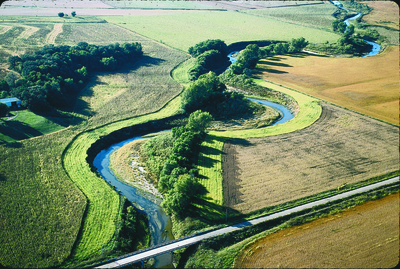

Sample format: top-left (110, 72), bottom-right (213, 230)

top-left (5, 42), bottom-right (142, 112)
top-left (188, 39), bottom-right (230, 81)
top-left (228, 38), bottom-right (308, 76)
top-left (181, 71), bottom-right (256, 120)
top-left (0, 102), bottom-right (8, 117)
top-left (157, 111), bottom-right (212, 217)
top-left (58, 11), bottom-right (76, 18)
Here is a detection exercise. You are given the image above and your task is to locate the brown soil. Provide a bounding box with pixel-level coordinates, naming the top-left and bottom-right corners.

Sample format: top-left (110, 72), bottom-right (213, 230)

top-left (236, 193), bottom-right (399, 268)
top-left (223, 102), bottom-right (399, 213)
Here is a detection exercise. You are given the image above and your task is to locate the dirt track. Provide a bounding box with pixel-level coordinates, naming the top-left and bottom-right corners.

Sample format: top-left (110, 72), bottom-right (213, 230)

top-left (223, 102), bottom-right (399, 213)
top-left (44, 23), bottom-right (62, 44)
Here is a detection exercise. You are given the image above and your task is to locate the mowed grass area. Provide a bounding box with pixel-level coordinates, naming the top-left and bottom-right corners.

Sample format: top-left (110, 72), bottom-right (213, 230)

top-left (236, 193), bottom-right (399, 268)
top-left (0, 19), bottom-right (187, 267)
top-left (222, 102), bottom-right (399, 214)
top-left (255, 46), bottom-right (399, 125)
top-left (241, 3), bottom-right (338, 32)
top-left (101, 11), bottom-right (340, 52)
top-left (0, 110), bottom-right (67, 143)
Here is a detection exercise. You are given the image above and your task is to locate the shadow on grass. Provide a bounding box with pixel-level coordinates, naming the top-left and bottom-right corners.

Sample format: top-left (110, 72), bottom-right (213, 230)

top-left (0, 121), bottom-right (42, 140)
top-left (1, 141), bottom-right (23, 148)
top-left (188, 198), bottom-right (241, 223)
top-left (258, 59), bottom-right (292, 67)
top-left (0, 173), bottom-right (6, 181)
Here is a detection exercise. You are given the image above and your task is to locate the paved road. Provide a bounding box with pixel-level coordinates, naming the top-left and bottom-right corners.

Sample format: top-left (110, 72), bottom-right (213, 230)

top-left (96, 176), bottom-right (399, 268)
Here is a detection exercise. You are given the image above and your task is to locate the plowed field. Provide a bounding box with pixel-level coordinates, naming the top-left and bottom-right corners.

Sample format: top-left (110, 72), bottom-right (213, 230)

top-left (255, 46), bottom-right (399, 125)
top-left (223, 102), bottom-right (399, 213)
top-left (236, 193), bottom-right (399, 268)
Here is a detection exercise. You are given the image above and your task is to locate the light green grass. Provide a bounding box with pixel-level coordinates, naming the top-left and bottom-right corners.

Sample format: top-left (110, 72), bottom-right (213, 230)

top-left (0, 110), bottom-right (66, 143)
top-left (101, 11), bottom-right (340, 52)
top-left (197, 135), bottom-right (225, 206)
top-left (241, 3), bottom-right (338, 32)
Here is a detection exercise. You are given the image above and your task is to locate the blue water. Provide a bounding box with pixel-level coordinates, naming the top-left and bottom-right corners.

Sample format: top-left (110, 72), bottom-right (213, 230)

top-left (248, 98), bottom-right (294, 125)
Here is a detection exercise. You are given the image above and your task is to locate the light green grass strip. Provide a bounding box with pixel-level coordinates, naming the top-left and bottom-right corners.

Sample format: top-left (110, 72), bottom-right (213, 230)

top-left (209, 79), bottom-right (322, 138)
top-left (63, 97), bottom-right (181, 262)
top-left (197, 135), bottom-right (225, 205)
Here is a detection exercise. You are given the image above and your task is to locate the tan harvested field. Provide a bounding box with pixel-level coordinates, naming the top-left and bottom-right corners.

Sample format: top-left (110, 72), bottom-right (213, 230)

top-left (44, 23), bottom-right (62, 44)
top-left (255, 46), bottom-right (399, 125)
top-left (361, 1), bottom-right (399, 30)
top-left (236, 193), bottom-right (399, 268)
top-left (223, 102), bottom-right (399, 213)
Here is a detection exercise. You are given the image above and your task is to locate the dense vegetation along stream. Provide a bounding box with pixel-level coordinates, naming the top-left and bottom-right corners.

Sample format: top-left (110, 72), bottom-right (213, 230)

top-left (93, 96), bottom-right (294, 267)
top-left (332, 1), bottom-right (381, 57)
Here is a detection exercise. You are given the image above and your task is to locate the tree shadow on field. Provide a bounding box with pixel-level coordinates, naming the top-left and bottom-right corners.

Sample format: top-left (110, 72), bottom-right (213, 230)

top-left (258, 59), bottom-right (292, 67)
top-left (228, 138), bottom-right (253, 147)
top-left (0, 173), bottom-right (6, 182)
top-left (1, 141), bottom-right (23, 148)
top-left (188, 197), bottom-right (241, 222)
top-left (0, 121), bottom-right (42, 140)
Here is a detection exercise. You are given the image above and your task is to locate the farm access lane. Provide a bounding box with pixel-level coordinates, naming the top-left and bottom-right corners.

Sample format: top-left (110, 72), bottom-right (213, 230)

top-left (95, 176), bottom-right (399, 268)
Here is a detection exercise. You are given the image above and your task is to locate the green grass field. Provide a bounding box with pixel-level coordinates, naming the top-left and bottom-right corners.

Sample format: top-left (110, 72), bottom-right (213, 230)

top-left (101, 11), bottom-right (340, 52)
top-left (0, 110), bottom-right (67, 143)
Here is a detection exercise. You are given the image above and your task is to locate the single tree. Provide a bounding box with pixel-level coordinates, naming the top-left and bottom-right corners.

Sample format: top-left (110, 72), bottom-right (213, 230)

top-left (58, 12), bottom-right (64, 18)
top-left (71, 11), bottom-right (76, 17)
top-left (0, 103), bottom-right (8, 117)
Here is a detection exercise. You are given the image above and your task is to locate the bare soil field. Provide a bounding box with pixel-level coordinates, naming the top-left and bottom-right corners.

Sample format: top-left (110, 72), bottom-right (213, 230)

top-left (361, 1), bottom-right (399, 30)
top-left (236, 193), bottom-right (399, 268)
top-left (223, 102), bottom-right (399, 213)
top-left (255, 46), bottom-right (399, 125)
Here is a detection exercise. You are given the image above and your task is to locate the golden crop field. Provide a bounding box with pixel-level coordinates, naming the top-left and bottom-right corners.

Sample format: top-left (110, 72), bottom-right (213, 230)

top-left (361, 1), bottom-right (399, 30)
top-left (255, 46), bottom-right (399, 125)
top-left (223, 102), bottom-right (399, 214)
top-left (236, 193), bottom-right (399, 268)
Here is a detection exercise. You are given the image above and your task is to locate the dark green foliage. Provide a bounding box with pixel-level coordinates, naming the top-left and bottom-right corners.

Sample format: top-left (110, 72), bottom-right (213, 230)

top-left (7, 42), bottom-right (142, 112)
top-left (0, 102), bottom-right (8, 117)
top-left (188, 39), bottom-right (228, 57)
top-left (58, 12), bottom-right (64, 18)
top-left (157, 111), bottom-right (212, 217)
top-left (189, 50), bottom-right (229, 80)
top-left (71, 11), bottom-right (76, 17)
top-left (332, 19), bottom-right (347, 33)
top-left (181, 72), bottom-right (226, 114)
top-left (0, 79), bottom-right (9, 93)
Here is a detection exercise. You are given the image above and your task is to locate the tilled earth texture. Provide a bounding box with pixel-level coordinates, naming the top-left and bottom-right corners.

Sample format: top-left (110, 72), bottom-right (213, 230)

top-left (236, 193), bottom-right (399, 268)
top-left (223, 102), bottom-right (399, 213)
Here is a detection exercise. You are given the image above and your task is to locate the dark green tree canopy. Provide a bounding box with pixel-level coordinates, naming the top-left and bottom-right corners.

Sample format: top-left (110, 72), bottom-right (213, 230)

top-left (188, 39), bottom-right (228, 58)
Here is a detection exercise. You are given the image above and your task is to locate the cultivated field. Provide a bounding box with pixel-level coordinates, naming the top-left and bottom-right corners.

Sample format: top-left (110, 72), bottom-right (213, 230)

top-left (361, 1), bottom-right (399, 30)
top-left (241, 3), bottom-right (338, 31)
top-left (236, 193), bottom-right (399, 268)
top-left (223, 102), bottom-right (399, 213)
top-left (255, 46), bottom-right (399, 125)
top-left (101, 10), bottom-right (340, 52)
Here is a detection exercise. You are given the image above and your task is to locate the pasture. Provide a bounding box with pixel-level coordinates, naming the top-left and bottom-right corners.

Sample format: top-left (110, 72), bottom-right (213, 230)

top-left (255, 46), bottom-right (399, 125)
top-left (101, 10), bottom-right (340, 52)
top-left (236, 193), bottom-right (399, 268)
top-left (222, 102), bottom-right (399, 214)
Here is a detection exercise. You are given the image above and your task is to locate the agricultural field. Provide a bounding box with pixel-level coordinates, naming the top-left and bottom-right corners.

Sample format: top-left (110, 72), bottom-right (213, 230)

top-left (241, 3), bottom-right (338, 32)
top-left (236, 193), bottom-right (399, 268)
top-left (0, 1), bottom-right (399, 268)
top-left (101, 10), bottom-right (340, 52)
top-left (223, 102), bottom-right (399, 213)
top-left (254, 46), bottom-right (399, 125)
top-left (361, 0), bottom-right (399, 30)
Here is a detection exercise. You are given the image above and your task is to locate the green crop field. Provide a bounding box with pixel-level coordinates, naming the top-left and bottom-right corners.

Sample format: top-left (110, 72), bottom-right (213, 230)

top-left (104, 0), bottom-right (223, 10)
top-left (101, 11), bottom-right (340, 52)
